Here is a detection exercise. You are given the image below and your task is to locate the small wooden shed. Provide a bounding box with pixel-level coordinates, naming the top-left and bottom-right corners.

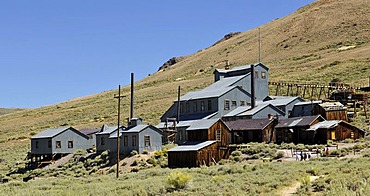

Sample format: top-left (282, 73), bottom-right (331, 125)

top-left (308, 120), bottom-right (365, 143)
top-left (168, 141), bottom-right (219, 168)
top-left (224, 118), bottom-right (277, 143)
top-left (313, 102), bottom-right (348, 122)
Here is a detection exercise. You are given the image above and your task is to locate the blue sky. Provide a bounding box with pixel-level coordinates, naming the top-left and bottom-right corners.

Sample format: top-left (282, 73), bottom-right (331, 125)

top-left (0, 0), bottom-right (314, 108)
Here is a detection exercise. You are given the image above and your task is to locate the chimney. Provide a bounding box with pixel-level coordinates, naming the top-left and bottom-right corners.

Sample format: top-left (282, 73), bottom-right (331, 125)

top-left (130, 117), bottom-right (142, 127)
top-left (225, 60), bottom-right (230, 70)
top-left (250, 64), bottom-right (256, 108)
top-left (130, 73), bottom-right (134, 119)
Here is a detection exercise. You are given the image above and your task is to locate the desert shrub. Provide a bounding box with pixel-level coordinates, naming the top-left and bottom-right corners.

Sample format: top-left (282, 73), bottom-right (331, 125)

top-left (142, 150), bottom-right (149, 154)
top-left (231, 156), bottom-right (242, 162)
top-left (306, 167), bottom-right (318, 176)
top-left (344, 138), bottom-right (354, 143)
top-left (231, 150), bottom-right (242, 157)
top-left (275, 151), bottom-right (285, 159)
top-left (296, 144), bottom-right (305, 150)
top-left (131, 160), bottom-right (138, 166)
top-left (130, 150), bottom-right (138, 156)
top-left (74, 149), bottom-right (86, 155)
top-left (167, 171), bottom-right (192, 190)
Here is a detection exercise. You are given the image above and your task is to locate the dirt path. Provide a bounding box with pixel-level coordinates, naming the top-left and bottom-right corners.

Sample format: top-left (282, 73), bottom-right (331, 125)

top-left (279, 176), bottom-right (320, 195)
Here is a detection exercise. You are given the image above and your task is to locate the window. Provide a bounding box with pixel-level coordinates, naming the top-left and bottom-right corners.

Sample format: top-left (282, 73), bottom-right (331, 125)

top-left (68, 141), bottom-right (73, 148)
top-left (132, 135), bottom-right (137, 147)
top-left (35, 141), bottom-right (39, 149)
top-left (123, 136), bottom-right (128, 146)
top-left (351, 132), bottom-right (354, 139)
top-left (255, 71), bottom-right (259, 78)
top-left (193, 102), bottom-right (198, 112)
top-left (224, 100), bottom-right (230, 110)
top-left (100, 137), bottom-right (105, 145)
top-left (261, 71), bottom-right (266, 79)
top-left (186, 102), bottom-right (190, 113)
top-left (201, 101), bottom-right (205, 112)
top-left (144, 135), bottom-right (151, 147)
top-left (216, 130), bottom-right (221, 141)
top-left (180, 103), bottom-right (184, 114)
top-left (48, 140), bottom-right (51, 148)
top-left (240, 100), bottom-right (246, 106)
top-left (232, 100), bottom-right (237, 107)
top-left (207, 100), bottom-right (212, 111)
top-left (56, 141), bottom-right (61, 148)
top-left (331, 131), bottom-right (336, 140)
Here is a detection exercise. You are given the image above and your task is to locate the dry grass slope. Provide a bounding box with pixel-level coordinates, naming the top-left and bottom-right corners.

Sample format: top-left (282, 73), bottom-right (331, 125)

top-left (0, 0), bottom-right (369, 174)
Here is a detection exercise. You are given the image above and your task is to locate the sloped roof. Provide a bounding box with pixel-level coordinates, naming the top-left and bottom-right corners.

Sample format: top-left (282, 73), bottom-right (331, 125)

top-left (215, 63), bottom-right (269, 74)
top-left (263, 96), bottom-right (304, 106)
top-left (97, 125), bottom-right (125, 135)
top-left (307, 120), bottom-right (340, 131)
top-left (79, 128), bottom-right (100, 135)
top-left (186, 119), bottom-right (219, 131)
top-left (168, 141), bottom-right (217, 152)
top-left (179, 86), bottom-right (248, 101)
top-left (234, 103), bottom-right (285, 117)
top-left (275, 115), bottom-right (324, 128)
top-left (203, 75), bottom-right (246, 91)
top-left (224, 118), bottom-right (274, 131)
top-left (294, 100), bottom-right (322, 106)
top-left (31, 127), bottom-right (88, 139)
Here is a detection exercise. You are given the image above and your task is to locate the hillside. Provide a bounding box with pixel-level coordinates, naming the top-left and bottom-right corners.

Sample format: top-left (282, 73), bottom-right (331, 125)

top-left (0, 108), bottom-right (24, 116)
top-left (0, 0), bottom-right (369, 174)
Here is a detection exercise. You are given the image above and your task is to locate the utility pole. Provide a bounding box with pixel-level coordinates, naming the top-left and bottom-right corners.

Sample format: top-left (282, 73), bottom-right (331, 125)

top-left (114, 85), bottom-right (125, 178)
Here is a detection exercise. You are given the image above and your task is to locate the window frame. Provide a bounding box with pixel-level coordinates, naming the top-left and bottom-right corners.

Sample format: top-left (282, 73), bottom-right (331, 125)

top-left (207, 100), bottom-right (212, 111)
top-left (240, 100), bottom-right (246, 106)
top-left (200, 101), bottom-right (205, 112)
top-left (68, 141), bottom-right (73, 149)
top-left (193, 102), bottom-right (198, 112)
top-left (261, 71), bottom-right (266, 79)
top-left (56, 141), bottom-right (61, 148)
top-left (132, 135), bottom-right (137, 147)
top-left (224, 100), bottom-right (230, 110)
top-left (231, 100), bottom-right (237, 107)
top-left (35, 141), bottom-right (39, 149)
top-left (144, 135), bottom-right (151, 147)
top-left (186, 102), bottom-right (190, 113)
top-left (123, 135), bottom-right (128, 147)
top-left (255, 71), bottom-right (259, 78)
top-left (216, 129), bottom-right (221, 141)
top-left (100, 137), bottom-right (105, 145)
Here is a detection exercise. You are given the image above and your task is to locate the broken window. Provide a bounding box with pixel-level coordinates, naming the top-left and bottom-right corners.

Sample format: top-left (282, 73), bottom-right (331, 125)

top-left (56, 141), bottom-right (61, 148)
top-left (132, 135), bottom-right (137, 147)
top-left (124, 136), bottom-right (128, 146)
top-left (207, 100), bottom-right (212, 111)
top-left (216, 129), bottom-right (221, 141)
top-left (232, 100), bottom-right (237, 107)
top-left (68, 141), bottom-right (73, 148)
top-left (224, 100), bottom-right (230, 110)
top-left (48, 140), bottom-right (51, 148)
top-left (261, 71), bottom-right (266, 79)
top-left (255, 71), bottom-right (259, 78)
top-left (201, 101), bottom-right (205, 112)
top-left (240, 100), bottom-right (246, 106)
top-left (186, 102), bottom-right (190, 113)
top-left (193, 102), bottom-right (198, 112)
top-left (101, 137), bottom-right (105, 145)
top-left (144, 135), bottom-right (150, 147)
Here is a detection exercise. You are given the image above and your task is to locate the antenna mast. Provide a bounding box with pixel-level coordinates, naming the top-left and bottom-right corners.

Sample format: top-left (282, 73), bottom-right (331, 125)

top-left (258, 27), bottom-right (261, 63)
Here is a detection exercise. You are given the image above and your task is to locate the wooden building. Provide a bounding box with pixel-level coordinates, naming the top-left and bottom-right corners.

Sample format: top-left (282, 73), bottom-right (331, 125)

top-left (224, 118), bottom-right (277, 143)
top-left (274, 115), bottom-right (325, 144)
top-left (313, 102), bottom-right (348, 122)
top-left (168, 141), bottom-right (219, 168)
top-left (308, 120), bottom-right (365, 143)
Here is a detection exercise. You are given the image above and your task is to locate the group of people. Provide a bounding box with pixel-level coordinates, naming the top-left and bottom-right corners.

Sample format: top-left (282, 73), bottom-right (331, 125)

top-left (295, 150), bottom-right (311, 161)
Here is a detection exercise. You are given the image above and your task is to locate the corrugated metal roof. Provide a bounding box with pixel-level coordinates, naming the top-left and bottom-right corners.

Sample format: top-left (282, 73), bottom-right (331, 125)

top-left (186, 119), bottom-right (219, 130)
top-left (215, 64), bottom-right (252, 74)
top-left (156, 120), bottom-right (194, 129)
top-left (224, 106), bottom-right (251, 117)
top-left (168, 141), bottom-right (217, 152)
top-left (263, 96), bottom-right (302, 106)
top-left (225, 119), bottom-right (274, 131)
top-left (179, 86), bottom-right (236, 101)
top-left (202, 75), bottom-right (246, 91)
top-left (125, 124), bottom-right (149, 133)
top-left (236, 103), bottom-right (271, 116)
top-left (96, 125), bottom-right (124, 135)
top-left (307, 120), bottom-right (340, 131)
top-left (275, 115), bottom-right (322, 128)
top-left (31, 127), bottom-right (70, 139)
top-left (294, 100), bottom-right (322, 106)
top-left (79, 129), bottom-right (100, 135)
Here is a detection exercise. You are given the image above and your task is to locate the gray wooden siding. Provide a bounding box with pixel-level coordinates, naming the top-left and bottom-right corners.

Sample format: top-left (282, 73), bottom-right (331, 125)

top-left (31, 138), bottom-right (52, 154)
top-left (218, 88), bottom-right (251, 118)
top-left (121, 127), bottom-right (162, 154)
top-left (96, 134), bottom-right (117, 153)
top-left (52, 129), bottom-right (89, 154)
